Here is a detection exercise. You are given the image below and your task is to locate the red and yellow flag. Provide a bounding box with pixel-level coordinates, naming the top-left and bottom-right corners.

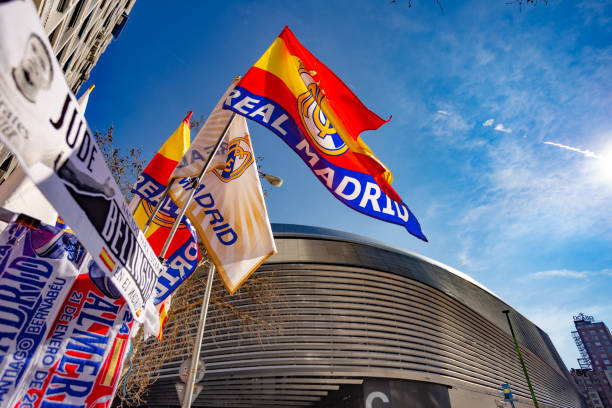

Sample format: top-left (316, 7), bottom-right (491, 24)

top-left (131, 112), bottom-right (200, 306)
top-left (224, 27), bottom-right (426, 241)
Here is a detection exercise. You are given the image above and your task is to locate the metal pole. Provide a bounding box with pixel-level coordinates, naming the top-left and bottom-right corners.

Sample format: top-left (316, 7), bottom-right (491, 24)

top-left (181, 263), bottom-right (215, 408)
top-left (0, 207), bottom-right (18, 224)
top-left (158, 112), bottom-right (236, 260)
top-left (0, 207), bottom-right (41, 229)
top-left (503, 310), bottom-right (539, 408)
top-left (143, 178), bottom-right (175, 234)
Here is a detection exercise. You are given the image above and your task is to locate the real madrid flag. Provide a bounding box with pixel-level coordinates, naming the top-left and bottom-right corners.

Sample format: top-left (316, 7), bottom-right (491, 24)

top-left (223, 27), bottom-right (426, 241)
top-left (131, 112), bottom-right (200, 305)
top-left (169, 87), bottom-right (276, 293)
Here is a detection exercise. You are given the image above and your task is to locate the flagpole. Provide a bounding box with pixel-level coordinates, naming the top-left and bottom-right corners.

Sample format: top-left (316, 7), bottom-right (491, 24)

top-left (142, 178), bottom-right (175, 234)
top-left (158, 112), bottom-right (237, 261)
top-left (182, 262), bottom-right (215, 408)
top-left (168, 111), bottom-right (236, 407)
top-left (0, 207), bottom-right (41, 229)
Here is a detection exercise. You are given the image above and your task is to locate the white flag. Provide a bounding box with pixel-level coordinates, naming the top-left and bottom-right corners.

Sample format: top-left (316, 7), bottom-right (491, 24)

top-left (0, 0), bottom-right (162, 320)
top-left (169, 100), bottom-right (276, 293)
top-left (171, 79), bottom-right (237, 178)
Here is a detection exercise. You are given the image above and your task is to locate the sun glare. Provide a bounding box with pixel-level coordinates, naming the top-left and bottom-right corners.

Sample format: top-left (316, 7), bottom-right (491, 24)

top-left (598, 143), bottom-right (612, 183)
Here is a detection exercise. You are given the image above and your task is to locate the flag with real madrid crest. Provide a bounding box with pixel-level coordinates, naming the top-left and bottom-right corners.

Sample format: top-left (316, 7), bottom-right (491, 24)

top-left (169, 80), bottom-right (276, 294)
top-left (223, 26), bottom-right (426, 241)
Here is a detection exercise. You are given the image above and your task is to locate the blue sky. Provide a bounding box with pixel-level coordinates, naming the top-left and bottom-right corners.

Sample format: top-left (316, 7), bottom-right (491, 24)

top-left (81, 0), bottom-right (612, 369)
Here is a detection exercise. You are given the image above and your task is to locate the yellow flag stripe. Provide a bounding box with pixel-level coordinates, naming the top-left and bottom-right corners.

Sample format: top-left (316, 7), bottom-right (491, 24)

top-left (158, 121), bottom-right (191, 162)
top-left (253, 37), bottom-right (306, 99)
top-left (102, 338), bottom-right (124, 386)
top-left (253, 37), bottom-right (393, 184)
top-left (99, 248), bottom-right (115, 271)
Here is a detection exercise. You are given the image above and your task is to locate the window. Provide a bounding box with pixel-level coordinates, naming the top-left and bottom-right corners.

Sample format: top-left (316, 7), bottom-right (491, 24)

top-left (62, 50), bottom-right (75, 72)
top-left (56, 43), bottom-right (67, 61)
top-left (78, 10), bottom-right (93, 38)
top-left (604, 360), bottom-right (611, 365)
top-left (56, 0), bottom-right (69, 12)
top-left (596, 342), bottom-right (602, 346)
top-left (67, 0), bottom-right (85, 28)
top-left (103, 4), bottom-right (118, 28)
top-left (0, 156), bottom-right (12, 171)
top-left (84, 27), bottom-right (93, 43)
top-left (47, 23), bottom-right (60, 46)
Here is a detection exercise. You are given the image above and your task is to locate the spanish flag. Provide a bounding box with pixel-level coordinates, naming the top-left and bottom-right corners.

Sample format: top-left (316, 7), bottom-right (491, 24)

top-left (224, 27), bottom-right (426, 241)
top-left (157, 298), bottom-right (169, 341)
top-left (131, 112), bottom-right (200, 305)
top-left (77, 83), bottom-right (95, 110)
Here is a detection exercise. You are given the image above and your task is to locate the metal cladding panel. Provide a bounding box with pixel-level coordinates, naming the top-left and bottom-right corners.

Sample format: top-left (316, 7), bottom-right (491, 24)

top-left (141, 225), bottom-right (585, 408)
top-left (270, 224), bottom-right (570, 378)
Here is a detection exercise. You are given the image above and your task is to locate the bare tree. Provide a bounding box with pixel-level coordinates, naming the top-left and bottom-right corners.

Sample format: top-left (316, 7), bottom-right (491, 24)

top-left (94, 124), bottom-right (285, 406)
top-left (389, 0), bottom-right (549, 13)
top-left (115, 253), bottom-right (285, 407)
top-left (389, 0), bottom-right (445, 14)
top-left (94, 126), bottom-right (144, 201)
top-left (506, 0), bottom-right (548, 9)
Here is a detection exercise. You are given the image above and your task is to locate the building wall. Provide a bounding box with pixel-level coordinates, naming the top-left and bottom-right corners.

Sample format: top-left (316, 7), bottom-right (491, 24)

top-left (141, 224), bottom-right (586, 408)
top-left (33, 0), bottom-right (134, 93)
top-left (0, 0), bottom-right (133, 213)
top-left (571, 316), bottom-right (612, 408)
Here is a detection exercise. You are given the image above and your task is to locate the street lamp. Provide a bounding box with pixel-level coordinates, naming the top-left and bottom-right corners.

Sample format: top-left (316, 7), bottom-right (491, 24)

top-left (259, 171), bottom-right (283, 187)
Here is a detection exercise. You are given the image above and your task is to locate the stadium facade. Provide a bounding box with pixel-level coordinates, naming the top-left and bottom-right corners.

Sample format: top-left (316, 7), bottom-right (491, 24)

top-left (143, 224), bottom-right (586, 408)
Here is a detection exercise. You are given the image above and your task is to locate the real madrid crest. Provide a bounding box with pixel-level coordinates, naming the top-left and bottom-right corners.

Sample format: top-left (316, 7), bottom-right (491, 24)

top-left (297, 63), bottom-right (348, 156)
top-left (213, 135), bottom-right (254, 183)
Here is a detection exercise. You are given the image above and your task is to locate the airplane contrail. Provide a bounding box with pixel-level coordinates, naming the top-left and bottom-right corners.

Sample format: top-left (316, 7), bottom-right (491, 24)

top-left (544, 141), bottom-right (601, 159)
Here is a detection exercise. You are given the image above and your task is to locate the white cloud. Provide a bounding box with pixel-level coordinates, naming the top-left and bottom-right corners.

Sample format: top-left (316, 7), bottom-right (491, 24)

top-left (577, 1), bottom-right (612, 27)
top-left (528, 269), bottom-right (588, 279)
top-left (522, 305), bottom-right (591, 369)
top-left (494, 123), bottom-right (512, 133)
top-left (544, 141), bottom-right (601, 159)
top-left (428, 106), bottom-right (484, 149)
top-left (457, 237), bottom-right (476, 269)
top-left (508, 287), bottom-right (612, 369)
top-left (456, 136), bottom-right (612, 242)
top-left (361, 0), bottom-right (612, 373)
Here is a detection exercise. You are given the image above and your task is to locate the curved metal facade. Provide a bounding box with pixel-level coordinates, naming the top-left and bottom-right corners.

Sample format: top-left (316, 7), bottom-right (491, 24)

top-left (144, 224), bottom-right (585, 408)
